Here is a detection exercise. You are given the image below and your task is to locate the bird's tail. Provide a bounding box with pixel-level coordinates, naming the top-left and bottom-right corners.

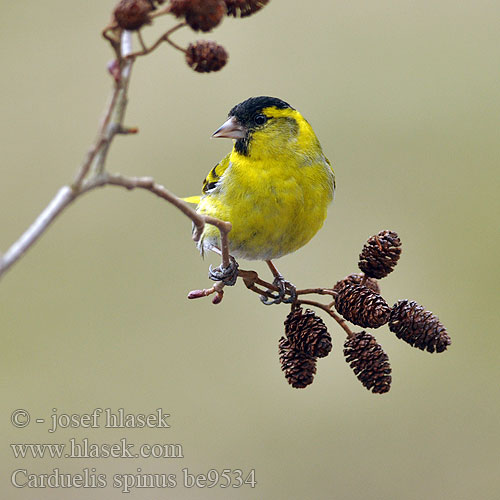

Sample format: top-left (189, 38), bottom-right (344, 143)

top-left (182, 195), bottom-right (201, 204)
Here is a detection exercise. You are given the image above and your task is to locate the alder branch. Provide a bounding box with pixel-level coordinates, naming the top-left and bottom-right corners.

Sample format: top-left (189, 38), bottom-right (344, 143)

top-left (0, 30), bottom-right (230, 281)
top-left (235, 269), bottom-right (355, 337)
top-left (0, 32), bottom-right (135, 279)
top-left (0, 187), bottom-right (77, 277)
top-left (0, 7), bottom-right (355, 342)
top-left (126, 22), bottom-right (188, 58)
top-left (81, 171), bottom-right (232, 266)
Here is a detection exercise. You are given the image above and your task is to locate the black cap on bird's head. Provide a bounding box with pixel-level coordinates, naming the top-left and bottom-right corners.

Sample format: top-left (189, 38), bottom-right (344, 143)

top-left (212, 96), bottom-right (294, 154)
top-left (228, 96), bottom-right (292, 124)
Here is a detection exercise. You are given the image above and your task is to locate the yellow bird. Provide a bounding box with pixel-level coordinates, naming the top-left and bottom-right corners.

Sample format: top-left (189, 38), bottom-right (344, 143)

top-left (186, 96), bottom-right (335, 304)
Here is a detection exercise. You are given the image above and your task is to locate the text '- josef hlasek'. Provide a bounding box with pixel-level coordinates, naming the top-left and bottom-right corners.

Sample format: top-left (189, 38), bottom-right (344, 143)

top-left (47, 408), bottom-right (172, 432)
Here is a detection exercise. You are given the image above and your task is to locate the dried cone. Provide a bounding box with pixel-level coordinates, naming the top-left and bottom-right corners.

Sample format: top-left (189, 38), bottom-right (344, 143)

top-left (170, 0), bottom-right (225, 32)
top-left (147, 0), bottom-right (166, 8)
top-left (389, 300), bottom-right (451, 353)
top-left (225, 0), bottom-right (269, 17)
top-left (279, 337), bottom-right (317, 389)
top-left (344, 331), bottom-right (392, 394)
top-left (168, 0), bottom-right (190, 15)
top-left (334, 282), bottom-right (391, 328)
top-left (114, 0), bottom-right (152, 30)
top-left (284, 308), bottom-right (332, 358)
top-left (359, 230), bottom-right (402, 279)
top-left (186, 41), bottom-right (228, 72)
top-left (334, 273), bottom-right (380, 295)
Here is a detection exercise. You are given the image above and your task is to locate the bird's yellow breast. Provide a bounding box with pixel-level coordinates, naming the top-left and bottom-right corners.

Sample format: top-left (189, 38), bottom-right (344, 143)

top-left (198, 152), bottom-right (334, 260)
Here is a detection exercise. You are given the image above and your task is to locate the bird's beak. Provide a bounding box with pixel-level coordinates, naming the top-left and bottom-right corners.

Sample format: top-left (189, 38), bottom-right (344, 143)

top-left (212, 116), bottom-right (246, 139)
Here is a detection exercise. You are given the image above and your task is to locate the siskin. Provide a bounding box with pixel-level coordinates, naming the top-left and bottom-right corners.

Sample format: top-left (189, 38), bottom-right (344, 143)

top-left (185, 96), bottom-right (335, 303)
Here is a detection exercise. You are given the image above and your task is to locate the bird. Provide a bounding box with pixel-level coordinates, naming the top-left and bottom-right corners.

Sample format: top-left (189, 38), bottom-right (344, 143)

top-left (184, 96), bottom-right (335, 304)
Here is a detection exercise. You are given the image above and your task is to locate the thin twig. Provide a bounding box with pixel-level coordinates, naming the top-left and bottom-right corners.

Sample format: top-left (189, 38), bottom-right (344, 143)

top-left (297, 299), bottom-right (354, 338)
top-left (126, 22), bottom-right (186, 59)
top-left (137, 30), bottom-right (147, 52)
top-left (149, 5), bottom-right (172, 19)
top-left (74, 32), bottom-right (134, 187)
top-left (204, 217), bottom-right (232, 269)
top-left (81, 172), bottom-right (231, 263)
top-left (102, 24), bottom-right (121, 58)
top-left (238, 269), bottom-right (278, 292)
top-left (235, 268), bottom-right (353, 337)
top-left (246, 283), bottom-right (276, 299)
top-left (164, 37), bottom-right (187, 54)
top-left (296, 287), bottom-right (336, 297)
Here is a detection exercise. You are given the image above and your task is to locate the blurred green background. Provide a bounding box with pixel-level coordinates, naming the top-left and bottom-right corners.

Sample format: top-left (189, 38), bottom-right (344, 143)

top-left (1, 1), bottom-right (499, 498)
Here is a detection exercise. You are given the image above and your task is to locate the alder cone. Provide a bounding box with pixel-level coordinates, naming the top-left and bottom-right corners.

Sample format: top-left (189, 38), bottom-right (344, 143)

top-left (389, 300), bottom-right (451, 353)
top-left (186, 41), bottom-right (228, 72)
top-left (225, 0), bottom-right (269, 17)
top-left (278, 336), bottom-right (317, 389)
top-left (334, 273), bottom-right (380, 295)
top-left (359, 230), bottom-right (402, 279)
top-left (114, 0), bottom-right (152, 30)
top-left (334, 282), bottom-right (391, 329)
top-left (344, 331), bottom-right (392, 394)
top-left (171, 0), bottom-right (225, 32)
top-left (284, 308), bottom-right (332, 358)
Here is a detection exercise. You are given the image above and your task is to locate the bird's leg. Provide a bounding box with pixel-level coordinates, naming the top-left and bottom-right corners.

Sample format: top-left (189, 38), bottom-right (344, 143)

top-left (208, 246), bottom-right (239, 286)
top-left (260, 260), bottom-right (297, 305)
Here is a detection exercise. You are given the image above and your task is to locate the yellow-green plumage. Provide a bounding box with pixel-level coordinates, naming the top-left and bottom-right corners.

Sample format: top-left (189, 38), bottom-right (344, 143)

top-left (190, 97), bottom-right (335, 261)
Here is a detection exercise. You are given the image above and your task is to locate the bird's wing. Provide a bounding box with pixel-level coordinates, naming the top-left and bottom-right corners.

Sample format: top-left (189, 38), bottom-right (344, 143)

top-left (181, 153), bottom-right (231, 204)
top-left (325, 156), bottom-right (336, 189)
top-left (202, 153), bottom-right (231, 194)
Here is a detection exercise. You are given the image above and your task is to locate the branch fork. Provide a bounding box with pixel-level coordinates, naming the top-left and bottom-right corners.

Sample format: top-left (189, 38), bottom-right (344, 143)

top-left (0, 30), bottom-right (231, 283)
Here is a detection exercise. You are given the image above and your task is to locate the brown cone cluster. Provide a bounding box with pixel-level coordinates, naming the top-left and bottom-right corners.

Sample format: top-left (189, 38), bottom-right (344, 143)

top-left (225, 0), bottom-right (269, 17)
top-left (344, 331), bottom-right (392, 394)
top-left (334, 282), bottom-right (391, 328)
top-left (279, 337), bottom-right (317, 389)
top-left (359, 230), bottom-right (402, 279)
top-left (147, 0), bottom-right (166, 8)
top-left (334, 273), bottom-right (380, 295)
top-left (114, 0), bottom-right (153, 30)
top-left (170, 0), bottom-right (226, 32)
top-left (284, 308), bottom-right (332, 358)
top-left (273, 226), bottom-right (449, 392)
top-left (389, 300), bottom-right (451, 353)
top-left (186, 41), bottom-right (228, 72)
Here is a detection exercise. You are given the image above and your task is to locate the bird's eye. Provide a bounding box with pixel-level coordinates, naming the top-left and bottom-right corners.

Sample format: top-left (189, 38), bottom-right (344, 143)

top-left (254, 114), bottom-right (267, 125)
